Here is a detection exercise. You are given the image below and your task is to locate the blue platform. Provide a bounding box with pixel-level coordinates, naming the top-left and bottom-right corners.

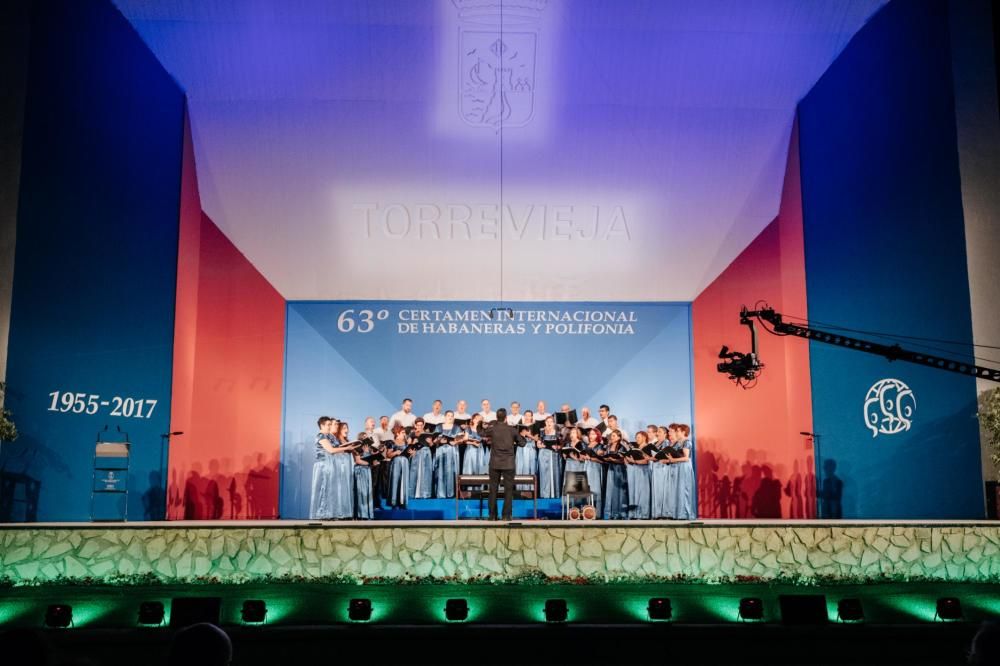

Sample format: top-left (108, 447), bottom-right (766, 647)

top-left (373, 498), bottom-right (563, 520)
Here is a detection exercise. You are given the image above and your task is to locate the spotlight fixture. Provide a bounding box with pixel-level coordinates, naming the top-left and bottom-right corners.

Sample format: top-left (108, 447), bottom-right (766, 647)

top-left (444, 599), bottom-right (469, 622)
top-left (348, 598), bottom-right (373, 622)
top-left (241, 600), bottom-right (267, 624)
top-left (647, 598), bottom-right (672, 621)
top-left (44, 604), bottom-right (73, 628)
top-left (837, 598), bottom-right (864, 622)
top-left (544, 599), bottom-right (568, 623)
top-left (738, 597), bottom-right (764, 622)
top-left (935, 597), bottom-right (963, 621)
top-left (137, 601), bottom-right (165, 626)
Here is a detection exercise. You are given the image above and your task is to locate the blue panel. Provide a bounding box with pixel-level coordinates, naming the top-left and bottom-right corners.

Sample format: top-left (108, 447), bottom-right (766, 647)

top-left (1, 0), bottom-right (184, 521)
top-left (281, 301), bottom-right (692, 518)
top-left (798, 1), bottom-right (981, 517)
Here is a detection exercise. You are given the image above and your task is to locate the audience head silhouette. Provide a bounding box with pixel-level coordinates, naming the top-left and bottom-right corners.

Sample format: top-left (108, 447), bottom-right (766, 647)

top-left (969, 622), bottom-right (1000, 665)
top-left (168, 623), bottom-right (232, 666)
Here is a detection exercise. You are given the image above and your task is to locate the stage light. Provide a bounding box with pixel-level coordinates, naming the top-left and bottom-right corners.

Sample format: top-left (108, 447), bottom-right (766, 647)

top-left (348, 598), bottom-right (372, 622)
top-left (837, 598), bottom-right (864, 622)
top-left (647, 598), bottom-right (672, 621)
top-left (137, 601), bottom-right (165, 626)
top-left (241, 600), bottom-right (267, 624)
top-left (936, 597), bottom-right (963, 621)
top-left (544, 599), bottom-right (568, 623)
top-left (44, 604), bottom-right (73, 628)
top-left (444, 599), bottom-right (468, 622)
top-left (738, 597), bottom-right (764, 621)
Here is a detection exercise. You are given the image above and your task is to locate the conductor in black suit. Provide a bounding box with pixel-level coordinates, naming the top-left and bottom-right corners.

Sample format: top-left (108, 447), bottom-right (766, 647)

top-left (488, 407), bottom-right (524, 520)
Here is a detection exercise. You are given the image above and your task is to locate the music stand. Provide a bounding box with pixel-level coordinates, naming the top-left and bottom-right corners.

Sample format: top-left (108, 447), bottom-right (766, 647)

top-left (561, 471), bottom-right (594, 520)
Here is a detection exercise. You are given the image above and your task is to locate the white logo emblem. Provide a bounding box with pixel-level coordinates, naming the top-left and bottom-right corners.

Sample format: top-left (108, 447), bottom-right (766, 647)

top-left (863, 378), bottom-right (916, 437)
top-left (454, 0), bottom-right (546, 130)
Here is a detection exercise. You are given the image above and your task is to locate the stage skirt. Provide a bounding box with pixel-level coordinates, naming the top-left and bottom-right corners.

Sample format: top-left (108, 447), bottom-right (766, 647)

top-left (650, 461), bottom-right (674, 518)
top-left (603, 462), bottom-right (628, 520)
top-left (409, 447), bottom-right (434, 499)
top-left (434, 445), bottom-right (460, 498)
top-left (536, 447), bottom-right (563, 498)
top-left (354, 465), bottom-right (373, 519)
top-left (515, 444), bottom-right (537, 491)
top-left (584, 460), bottom-right (604, 518)
top-left (388, 455), bottom-right (409, 507)
top-left (673, 459), bottom-right (696, 519)
top-left (625, 463), bottom-right (652, 519)
top-left (462, 444), bottom-right (488, 475)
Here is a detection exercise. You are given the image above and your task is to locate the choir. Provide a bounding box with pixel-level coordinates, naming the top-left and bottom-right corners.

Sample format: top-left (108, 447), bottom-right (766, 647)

top-left (308, 399), bottom-right (696, 521)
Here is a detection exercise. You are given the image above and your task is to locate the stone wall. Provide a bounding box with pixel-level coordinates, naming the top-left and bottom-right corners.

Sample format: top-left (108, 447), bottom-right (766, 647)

top-left (2, 524), bottom-right (999, 585)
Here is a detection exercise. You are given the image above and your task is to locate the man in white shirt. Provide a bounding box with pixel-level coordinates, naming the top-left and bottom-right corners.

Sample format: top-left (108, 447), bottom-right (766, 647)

top-left (374, 415), bottom-right (391, 441)
top-left (535, 400), bottom-right (550, 422)
top-left (577, 407), bottom-right (599, 429)
top-left (423, 399), bottom-right (446, 428)
top-left (506, 401), bottom-right (523, 425)
top-left (479, 399), bottom-right (497, 423)
top-left (389, 398), bottom-right (417, 430)
top-left (454, 400), bottom-right (472, 420)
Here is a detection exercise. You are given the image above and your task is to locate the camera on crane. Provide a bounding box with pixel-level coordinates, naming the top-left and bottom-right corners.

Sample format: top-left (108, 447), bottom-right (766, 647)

top-left (716, 345), bottom-right (762, 382)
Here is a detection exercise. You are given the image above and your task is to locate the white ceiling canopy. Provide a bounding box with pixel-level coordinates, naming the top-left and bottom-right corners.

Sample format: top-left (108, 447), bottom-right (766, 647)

top-left (116, 0), bottom-right (885, 301)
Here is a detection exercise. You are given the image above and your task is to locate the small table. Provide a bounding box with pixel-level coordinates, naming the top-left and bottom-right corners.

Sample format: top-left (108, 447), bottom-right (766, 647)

top-left (455, 474), bottom-right (537, 520)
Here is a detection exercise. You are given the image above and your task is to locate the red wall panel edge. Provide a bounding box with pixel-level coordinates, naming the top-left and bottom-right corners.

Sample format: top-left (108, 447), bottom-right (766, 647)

top-left (167, 103), bottom-right (287, 520)
top-left (691, 118), bottom-right (815, 519)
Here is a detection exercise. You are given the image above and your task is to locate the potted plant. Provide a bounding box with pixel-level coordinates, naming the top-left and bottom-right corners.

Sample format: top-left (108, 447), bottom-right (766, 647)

top-left (979, 387), bottom-right (1000, 518)
top-left (0, 381), bottom-right (17, 445)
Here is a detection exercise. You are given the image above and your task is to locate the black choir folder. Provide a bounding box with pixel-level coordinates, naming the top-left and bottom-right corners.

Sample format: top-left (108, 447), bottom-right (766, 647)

top-left (555, 410), bottom-right (578, 426)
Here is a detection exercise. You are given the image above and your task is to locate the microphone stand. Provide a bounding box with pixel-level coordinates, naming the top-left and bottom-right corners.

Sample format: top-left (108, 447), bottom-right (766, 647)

top-left (159, 431), bottom-right (183, 520)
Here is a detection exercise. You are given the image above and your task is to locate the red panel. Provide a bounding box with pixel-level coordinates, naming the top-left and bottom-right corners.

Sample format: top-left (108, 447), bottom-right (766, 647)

top-left (167, 107), bottom-right (286, 520)
top-left (692, 119), bottom-right (815, 519)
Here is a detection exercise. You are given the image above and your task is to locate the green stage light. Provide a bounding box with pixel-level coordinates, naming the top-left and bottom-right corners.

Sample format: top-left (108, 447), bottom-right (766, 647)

top-left (44, 604), bottom-right (73, 628)
top-left (137, 601), bottom-right (165, 626)
top-left (935, 598), bottom-right (963, 621)
top-left (241, 600), bottom-right (267, 624)
top-left (738, 597), bottom-right (763, 622)
top-left (348, 598), bottom-right (372, 622)
top-left (647, 598), bottom-right (672, 621)
top-left (544, 599), bottom-right (568, 623)
top-left (444, 599), bottom-right (468, 622)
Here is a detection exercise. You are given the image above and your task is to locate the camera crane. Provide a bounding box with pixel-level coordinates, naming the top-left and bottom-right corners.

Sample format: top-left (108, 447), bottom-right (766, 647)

top-left (717, 306), bottom-right (1000, 386)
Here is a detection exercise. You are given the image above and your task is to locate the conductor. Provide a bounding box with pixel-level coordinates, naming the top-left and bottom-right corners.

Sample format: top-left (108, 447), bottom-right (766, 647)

top-left (488, 408), bottom-right (524, 521)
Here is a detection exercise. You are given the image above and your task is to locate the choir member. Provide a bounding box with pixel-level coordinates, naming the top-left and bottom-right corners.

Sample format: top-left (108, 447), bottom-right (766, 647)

top-left (433, 410), bottom-right (463, 498)
top-left (374, 415), bottom-right (392, 441)
top-left (385, 426), bottom-right (410, 508)
top-left (670, 423), bottom-right (696, 519)
top-left (461, 412), bottom-right (488, 475)
top-left (362, 416), bottom-right (387, 509)
top-left (479, 399), bottom-right (497, 423)
top-left (583, 427), bottom-right (606, 518)
top-left (407, 417), bottom-right (434, 499)
top-left (577, 407), bottom-right (599, 429)
top-left (650, 425), bottom-right (675, 519)
top-left (326, 421), bottom-right (358, 519)
top-left (352, 427), bottom-right (377, 520)
top-left (389, 398), bottom-right (417, 430)
top-left (535, 400), bottom-right (551, 422)
top-left (602, 429), bottom-right (629, 519)
top-left (423, 399), bottom-right (446, 428)
top-left (454, 400), bottom-right (472, 420)
top-left (536, 415), bottom-right (563, 498)
top-left (597, 404), bottom-right (611, 433)
top-left (624, 430), bottom-right (652, 519)
top-left (309, 416), bottom-right (338, 519)
top-left (515, 411), bottom-right (538, 491)
top-left (506, 402), bottom-right (523, 425)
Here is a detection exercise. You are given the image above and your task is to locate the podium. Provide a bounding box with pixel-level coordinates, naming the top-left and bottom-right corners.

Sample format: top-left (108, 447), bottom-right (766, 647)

top-left (91, 441), bottom-right (130, 521)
